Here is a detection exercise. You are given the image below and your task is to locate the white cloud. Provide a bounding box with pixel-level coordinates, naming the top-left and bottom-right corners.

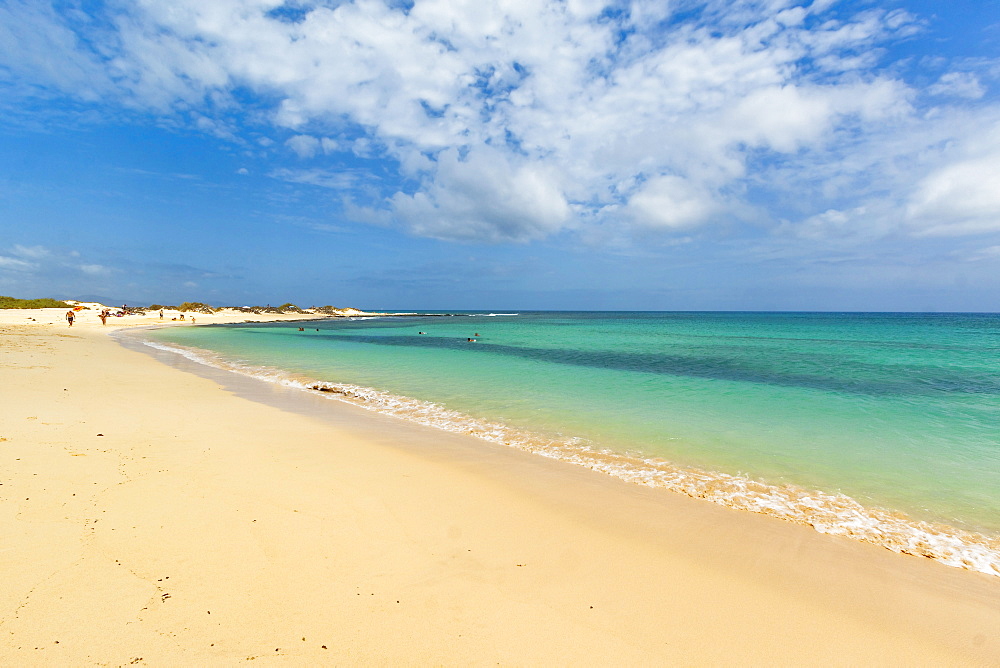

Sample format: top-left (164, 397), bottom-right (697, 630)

top-left (79, 263), bottom-right (111, 275)
top-left (0, 256), bottom-right (37, 271)
top-left (0, 2), bottom-right (111, 100)
top-left (285, 134), bottom-right (339, 158)
top-left (2, 0), bottom-right (997, 247)
top-left (0, 245), bottom-right (125, 284)
top-left (320, 137), bottom-right (338, 153)
top-left (782, 205), bottom-right (899, 244)
top-left (928, 72), bottom-right (984, 100)
top-left (11, 244), bottom-right (51, 259)
top-left (194, 115), bottom-right (238, 140)
top-left (962, 245), bottom-right (1000, 262)
top-left (389, 147), bottom-right (571, 242)
top-left (286, 134), bottom-right (321, 158)
top-left (907, 151), bottom-right (1000, 235)
top-left (270, 167), bottom-right (363, 190)
top-left (625, 175), bottom-right (720, 230)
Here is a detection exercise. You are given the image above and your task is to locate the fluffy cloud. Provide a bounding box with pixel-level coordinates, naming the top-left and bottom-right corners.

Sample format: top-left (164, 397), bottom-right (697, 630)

top-left (285, 134), bottom-right (322, 158)
top-left (2, 0), bottom-right (998, 247)
top-left (389, 147), bottom-right (571, 242)
top-left (284, 134), bottom-right (340, 158)
top-left (624, 176), bottom-right (720, 230)
top-left (907, 152), bottom-right (1000, 235)
top-left (928, 72), bottom-right (985, 100)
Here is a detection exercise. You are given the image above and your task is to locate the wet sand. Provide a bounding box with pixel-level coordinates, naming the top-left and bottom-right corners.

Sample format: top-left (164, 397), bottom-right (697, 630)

top-left (1, 312), bottom-right (998, 665)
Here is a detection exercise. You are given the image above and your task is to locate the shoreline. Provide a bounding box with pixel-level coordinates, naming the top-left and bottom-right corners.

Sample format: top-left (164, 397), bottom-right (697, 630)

top-left (2, 316), bottom-right (999, 663)
top-left (135, 321), bottom-right (1000, 578)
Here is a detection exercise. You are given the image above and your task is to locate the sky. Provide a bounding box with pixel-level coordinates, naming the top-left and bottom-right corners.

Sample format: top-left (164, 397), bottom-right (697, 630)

top-left (1, 0), bottom-right (999, 311)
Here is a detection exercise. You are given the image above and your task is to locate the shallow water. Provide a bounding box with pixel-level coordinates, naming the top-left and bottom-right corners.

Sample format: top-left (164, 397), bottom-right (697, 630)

top-left (143, 312), bottom-right (1000, 575)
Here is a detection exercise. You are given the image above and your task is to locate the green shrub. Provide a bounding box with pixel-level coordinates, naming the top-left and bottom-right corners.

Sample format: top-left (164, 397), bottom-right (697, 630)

top-left (177, 301), bottom-right (216, 313)
top-left (0, 296), bottom-right (71, 309)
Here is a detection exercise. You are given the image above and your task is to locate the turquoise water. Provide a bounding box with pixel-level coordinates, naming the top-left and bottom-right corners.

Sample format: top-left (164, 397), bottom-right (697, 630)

top-left (142, 312), bottom-right (1000, 573)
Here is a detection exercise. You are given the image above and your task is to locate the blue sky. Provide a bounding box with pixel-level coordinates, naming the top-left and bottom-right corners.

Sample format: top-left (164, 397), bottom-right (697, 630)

top-left (1, 0), bottom-right (999, 310)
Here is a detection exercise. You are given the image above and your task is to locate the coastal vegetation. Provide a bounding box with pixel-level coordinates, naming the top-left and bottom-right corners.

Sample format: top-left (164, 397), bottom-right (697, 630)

top-left (0, 296), bottom-right (70, 308)
top-left (145, 302), bottom-right (363, 315)
top-left (176, 301), bottom-right (217, 314)
top-left (0, 296), bottom-right (363, 317)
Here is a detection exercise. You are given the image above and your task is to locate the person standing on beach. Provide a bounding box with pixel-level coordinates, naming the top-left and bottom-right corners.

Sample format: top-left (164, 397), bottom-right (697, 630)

top-left (65, 310), bottom-right (75, 327)
top-left (99, 309), bottom-right (108, 325)
top-left (159, 309), bottom-right (164, 319)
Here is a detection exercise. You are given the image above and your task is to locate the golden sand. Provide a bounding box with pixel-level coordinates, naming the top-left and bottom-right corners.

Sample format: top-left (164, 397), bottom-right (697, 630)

top-left (1, 311), bottom-right (998, 665)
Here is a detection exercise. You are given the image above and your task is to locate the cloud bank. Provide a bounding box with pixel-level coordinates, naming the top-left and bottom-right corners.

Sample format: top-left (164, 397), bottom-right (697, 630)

top-left (2, 0), bottom-right (999, 247)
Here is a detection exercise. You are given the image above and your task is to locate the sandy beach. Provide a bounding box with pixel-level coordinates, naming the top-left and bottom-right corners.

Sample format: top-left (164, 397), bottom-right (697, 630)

top-left (2, 310), bottom-right (999, 665)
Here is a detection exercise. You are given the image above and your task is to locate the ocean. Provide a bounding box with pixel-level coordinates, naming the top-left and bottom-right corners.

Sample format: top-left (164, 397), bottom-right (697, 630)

top-left (137, 311), bottom-right (1000, 575)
